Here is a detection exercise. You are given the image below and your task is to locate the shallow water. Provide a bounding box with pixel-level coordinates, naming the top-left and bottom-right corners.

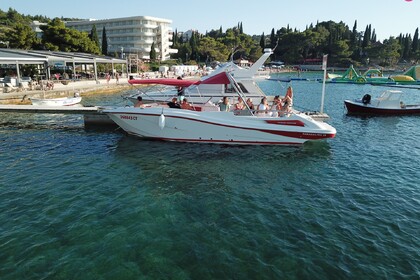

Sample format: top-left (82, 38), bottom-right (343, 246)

top-left (1, 74), bottom-right (419, 279)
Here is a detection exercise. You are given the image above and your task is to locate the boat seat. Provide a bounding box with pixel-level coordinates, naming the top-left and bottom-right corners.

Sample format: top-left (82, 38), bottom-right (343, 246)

top-left (193, 105), bottom-right (220, 112)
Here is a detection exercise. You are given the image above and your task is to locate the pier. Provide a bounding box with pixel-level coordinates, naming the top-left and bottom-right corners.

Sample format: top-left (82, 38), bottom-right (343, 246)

top-left (0, 104), bottom-right (116, 127)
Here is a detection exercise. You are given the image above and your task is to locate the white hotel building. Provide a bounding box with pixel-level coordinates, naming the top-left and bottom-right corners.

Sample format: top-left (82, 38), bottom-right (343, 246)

top-left (65, 16), bottom-right (177, 61)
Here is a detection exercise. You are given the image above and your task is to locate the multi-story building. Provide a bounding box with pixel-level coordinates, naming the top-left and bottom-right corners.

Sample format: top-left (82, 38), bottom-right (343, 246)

top-left (30, 21), bottom-right (47, 38)
top-left (65, 16), bottom-right (177, 61)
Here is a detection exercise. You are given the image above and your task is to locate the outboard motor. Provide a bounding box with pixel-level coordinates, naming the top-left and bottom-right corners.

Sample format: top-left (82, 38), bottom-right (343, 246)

top-left (362, 94), bottom-right (371, 105)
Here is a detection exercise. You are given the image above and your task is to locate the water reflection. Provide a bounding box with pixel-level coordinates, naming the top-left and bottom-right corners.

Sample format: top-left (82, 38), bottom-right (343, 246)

top-left (112, 135), bottom-right (333, 196)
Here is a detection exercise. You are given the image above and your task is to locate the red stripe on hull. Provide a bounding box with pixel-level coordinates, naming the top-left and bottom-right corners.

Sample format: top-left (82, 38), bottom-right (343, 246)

top-left (112, 111), bottom-right (335, 140)
top-left (264, 120), bottom-right (305, 126)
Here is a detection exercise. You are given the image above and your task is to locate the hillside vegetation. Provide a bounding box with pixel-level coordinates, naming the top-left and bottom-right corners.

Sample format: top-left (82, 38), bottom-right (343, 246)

top-left (0, 8), bottom-right (418, 68)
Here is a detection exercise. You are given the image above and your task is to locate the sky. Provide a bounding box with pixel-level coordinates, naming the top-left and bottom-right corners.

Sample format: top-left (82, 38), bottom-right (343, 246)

top-left (0, 0), bottom-right (419, 41)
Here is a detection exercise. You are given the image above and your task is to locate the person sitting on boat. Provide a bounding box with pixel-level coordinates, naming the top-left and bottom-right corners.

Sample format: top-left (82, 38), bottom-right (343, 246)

top-left (233, 97), bottom-right (245, 111)
top-left (181, 98), bottom-right (194, 110)
top-left (282, 86), bottom-right (293, 112)
top-left (134, 96), bottom-right (145, 108)
top-left (271, 95), bottom-right (283, 117)
top-left (219, 96), bottom-right (231, 112)
top-left (257, 97), bottom-right (270, 115)
top-left (167, 97), bottom-right (181, 109)
top-left (246, 98), bottom-right (255, 111)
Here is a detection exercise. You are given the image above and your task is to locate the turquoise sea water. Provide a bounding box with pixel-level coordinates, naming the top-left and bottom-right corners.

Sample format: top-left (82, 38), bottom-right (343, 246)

top-left (1, 74), bottom-right (419, 279)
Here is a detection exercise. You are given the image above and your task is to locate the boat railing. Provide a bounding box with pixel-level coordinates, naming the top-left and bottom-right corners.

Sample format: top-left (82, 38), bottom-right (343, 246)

top-left (225, 72), bottom-right (255, 116)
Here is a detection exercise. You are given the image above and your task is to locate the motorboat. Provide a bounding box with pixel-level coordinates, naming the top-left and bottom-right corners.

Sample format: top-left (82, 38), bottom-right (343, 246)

top-left (344, 90), bottom-right (420, 115)
top-left (125, 48), bottom-right (274, 105)
top-left (30, 93), bottom-right (82, 106)
top-left (104, 72), bottom-right (336, 146)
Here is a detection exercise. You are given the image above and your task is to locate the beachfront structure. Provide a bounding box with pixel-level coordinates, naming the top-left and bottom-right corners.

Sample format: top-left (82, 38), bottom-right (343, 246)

top-left (65, 16), bottom-right (177, 61)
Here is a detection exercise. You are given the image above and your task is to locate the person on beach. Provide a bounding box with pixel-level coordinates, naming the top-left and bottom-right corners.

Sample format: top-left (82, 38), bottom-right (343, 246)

top-left (115, 73), bottom-right (120, 84)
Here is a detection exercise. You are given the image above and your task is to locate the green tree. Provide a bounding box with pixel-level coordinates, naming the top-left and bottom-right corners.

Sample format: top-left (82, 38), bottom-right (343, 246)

top-left (197, 37), bottom-right (229, 62)
top-left (362, 24), bottom-right (371, 49)
top-left (6, 22), bottom-right (39, 49)
top-left (89, 24), bottom-right (100, 49)
top-left (150, 42), bottom-right (157, 60)
top-left (101, 26), bottom-right (108, 55)
top-left (349, 20), bottom-right (361, 58)
top-left (270, 28), bottom-right (276, 49)
top-left (41, 18), bottom-right (100, 54)
top-left (259, 32), bottom-right (265, 49)
top-left (189, 31), bottom-right (199, 61)
top-left (412, 28), bottom-right (419, 54)
top-left (379, 37), bottom-right (401, 65)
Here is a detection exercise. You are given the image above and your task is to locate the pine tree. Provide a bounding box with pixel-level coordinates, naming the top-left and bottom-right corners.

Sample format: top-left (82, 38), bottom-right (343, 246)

top-left (412, 27), bottom-right (419, 53)
top-left (89, 24), bottom-right (100, 49)
top-left (350, 20), bottom-right (358, 48)
top-left (150, 42), bottom-right (156, 61)
top-left (362, 24), bottom-right (370, 49)
top-left (101, 26), bottom-right (108, 55)
top-left (403, 34), bottom-right (411, 59)
top-left (270, 28), bottom-right (276, 49)
top-left (260, 32), bottom-right (265, 49)
top-left (371, 29), bottom-right (376, 43)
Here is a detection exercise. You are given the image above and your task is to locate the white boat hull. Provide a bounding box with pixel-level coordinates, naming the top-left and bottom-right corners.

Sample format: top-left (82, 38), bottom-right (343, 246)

top-left (105, 107), bottom-right (336, 145)
top-left (31, 96), bottom-right (82, 106)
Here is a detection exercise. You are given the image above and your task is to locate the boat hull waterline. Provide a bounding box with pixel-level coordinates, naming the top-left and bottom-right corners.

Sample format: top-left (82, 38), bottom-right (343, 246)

top-left (105, 108), bottom-right (336, 145)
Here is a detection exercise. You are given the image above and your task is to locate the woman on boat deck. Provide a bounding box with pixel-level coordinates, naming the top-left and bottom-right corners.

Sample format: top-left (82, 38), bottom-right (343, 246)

top-left (233, 97), bottom-right (245, 110)
top-left (271, 95), bottom-right (283, 117)
top-left (246, 98), bottom-right (255, 111)
top-left (257, 97), bottom-right (270, 115)
top-left (181, 98), bottom-right (194, 110)
top-left (282, 86), bottom-right (293, 112)
top-left (219, 96), bottom-right (231, 112)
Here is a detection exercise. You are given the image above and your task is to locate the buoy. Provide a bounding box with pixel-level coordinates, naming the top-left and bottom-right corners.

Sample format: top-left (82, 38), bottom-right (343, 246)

top-left (158, 114), bottom-right (165, 129)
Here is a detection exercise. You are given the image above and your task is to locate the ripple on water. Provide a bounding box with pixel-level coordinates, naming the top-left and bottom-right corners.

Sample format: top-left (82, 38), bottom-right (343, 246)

top-left (1, 83), bottom-right (420, 279)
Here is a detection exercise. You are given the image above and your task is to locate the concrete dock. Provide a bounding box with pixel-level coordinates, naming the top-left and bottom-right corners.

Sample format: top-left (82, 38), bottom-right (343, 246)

top-left (0, 104), bottom-right (117, 127)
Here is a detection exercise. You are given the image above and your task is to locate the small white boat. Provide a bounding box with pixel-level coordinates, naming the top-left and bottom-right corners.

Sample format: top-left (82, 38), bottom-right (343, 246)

top-left (344, 90), bottom-right (420, 115)
top-left (31, 94), bottom-right (82, 106)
